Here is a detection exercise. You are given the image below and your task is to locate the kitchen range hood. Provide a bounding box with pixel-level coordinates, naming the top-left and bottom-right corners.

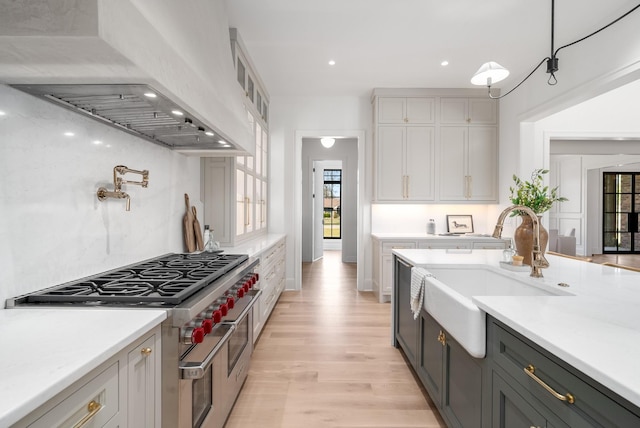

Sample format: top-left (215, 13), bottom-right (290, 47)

top-left (11, 83), bottom-right (237, 151)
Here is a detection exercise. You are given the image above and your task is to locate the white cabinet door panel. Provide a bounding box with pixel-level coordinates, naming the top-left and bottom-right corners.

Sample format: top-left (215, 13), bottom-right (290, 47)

top-left (377, 127), bottom-right (406, 200)
top-left (406, 127), bottom-right (435, 201)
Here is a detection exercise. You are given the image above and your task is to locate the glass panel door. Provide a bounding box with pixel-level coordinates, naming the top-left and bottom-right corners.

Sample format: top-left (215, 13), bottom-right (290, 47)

top-left (603, 172), bottom-right (640, 253)
top-left (323, 169), bottom-right (341, 239)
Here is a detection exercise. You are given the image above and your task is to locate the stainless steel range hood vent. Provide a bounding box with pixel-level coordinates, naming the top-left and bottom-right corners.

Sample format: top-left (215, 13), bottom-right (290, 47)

top-left (10, 84), bottom-right (237, 151)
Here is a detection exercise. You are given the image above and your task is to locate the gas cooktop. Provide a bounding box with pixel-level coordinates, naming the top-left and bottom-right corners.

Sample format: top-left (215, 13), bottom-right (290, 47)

top-left (12, 252), bottom-right (249, 306)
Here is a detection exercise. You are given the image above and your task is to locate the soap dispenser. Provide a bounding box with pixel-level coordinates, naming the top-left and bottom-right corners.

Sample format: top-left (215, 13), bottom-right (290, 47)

top-left (427, 219), bottom-right (436, 235)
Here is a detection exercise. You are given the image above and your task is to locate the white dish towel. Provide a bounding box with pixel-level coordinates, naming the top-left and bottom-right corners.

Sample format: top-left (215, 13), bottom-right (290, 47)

top-left (410, 267), bottom-right (431, 320)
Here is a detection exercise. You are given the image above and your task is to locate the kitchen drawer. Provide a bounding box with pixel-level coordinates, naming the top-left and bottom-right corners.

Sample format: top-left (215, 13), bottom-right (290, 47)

top-left (472, 241), bottom-right (507, 249)
top-left (382, 241), bottom-right (417, 254)
top-left (418, 241), bottom-right (472, 249)
top-left (29, 362), bottom-right (119, 428)
top-left (489, 319), bottom-right (640, 427)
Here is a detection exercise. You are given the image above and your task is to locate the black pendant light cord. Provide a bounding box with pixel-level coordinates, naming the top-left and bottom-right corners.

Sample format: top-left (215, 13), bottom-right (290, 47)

top-left (554, 3), bottom-right (640, 58)
top-left (489, 1), bottom-right (640, 99)
top-left (489, 58), bottom-right (548, 99)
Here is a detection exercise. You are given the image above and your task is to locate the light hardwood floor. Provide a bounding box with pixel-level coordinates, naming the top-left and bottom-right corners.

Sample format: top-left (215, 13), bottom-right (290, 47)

top-left (225, 250), bottom-right (445, 428)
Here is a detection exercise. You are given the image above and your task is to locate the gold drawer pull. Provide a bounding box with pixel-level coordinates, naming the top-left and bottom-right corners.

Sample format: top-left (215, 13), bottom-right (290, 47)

top-left (73, 400), bottom-right (102, 428)
top-left (437, 330), bottom-right (446, 346)
top-left (141, 347), bottom-right (152, 356)
top-left (524, 365), bottom-right (575, 404)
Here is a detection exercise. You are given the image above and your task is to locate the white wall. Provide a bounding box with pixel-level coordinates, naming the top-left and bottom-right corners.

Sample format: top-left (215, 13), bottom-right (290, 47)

top-left (0, 85), bottom-right (200, 307)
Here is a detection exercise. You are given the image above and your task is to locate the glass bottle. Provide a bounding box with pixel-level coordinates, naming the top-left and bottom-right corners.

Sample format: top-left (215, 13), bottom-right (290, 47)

top-left (502, 239), bottom-right (516, 262)
top-left (204, 225), bottom-right (215, 253)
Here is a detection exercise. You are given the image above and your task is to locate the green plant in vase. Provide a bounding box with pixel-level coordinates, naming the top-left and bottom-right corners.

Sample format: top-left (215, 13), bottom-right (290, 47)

top-left (509, 168), bottom-right (568, 265)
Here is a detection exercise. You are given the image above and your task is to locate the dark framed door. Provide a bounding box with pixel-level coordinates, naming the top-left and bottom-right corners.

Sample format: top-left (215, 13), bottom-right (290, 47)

top-left (323, 169), bottom-right (341, 239)
top-left (603, 172), bottom-right (640, 254)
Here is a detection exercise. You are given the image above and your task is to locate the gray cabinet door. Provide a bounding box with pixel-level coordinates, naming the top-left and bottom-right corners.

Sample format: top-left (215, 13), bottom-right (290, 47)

top-left (394, 256), bottom-right (418, 365)
top-left (443, 334), bottom-right (483, 428)
top-left (418, 311), bottom-right (443, 407)
top-left (492, 370), bottom-right (561, 428)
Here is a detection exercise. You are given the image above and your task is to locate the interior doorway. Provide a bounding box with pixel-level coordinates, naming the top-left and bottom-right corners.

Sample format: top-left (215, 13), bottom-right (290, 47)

top-left (295, 130), bottom-right (366, 292)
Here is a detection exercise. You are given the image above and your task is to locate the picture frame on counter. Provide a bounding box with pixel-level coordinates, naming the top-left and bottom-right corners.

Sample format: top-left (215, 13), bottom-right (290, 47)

top-left (446, 215), bottom-right (474, 234)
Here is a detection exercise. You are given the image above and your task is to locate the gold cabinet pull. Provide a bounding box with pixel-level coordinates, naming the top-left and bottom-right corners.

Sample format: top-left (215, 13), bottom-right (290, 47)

top-left (141, 347), bottom-right (152, 356)
top-left (73, 400), bottom-right (102, 428)
top-left (524, 365), bottom-right (575, 404)
top-left (437, 330), bottom-right (446, 346)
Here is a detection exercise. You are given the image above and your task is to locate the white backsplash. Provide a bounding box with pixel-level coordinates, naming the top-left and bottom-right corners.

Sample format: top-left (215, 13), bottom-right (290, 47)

top-left (372, 204), bottom-right (501, 235)
top-left (0, 85), bottom-right (202, 308)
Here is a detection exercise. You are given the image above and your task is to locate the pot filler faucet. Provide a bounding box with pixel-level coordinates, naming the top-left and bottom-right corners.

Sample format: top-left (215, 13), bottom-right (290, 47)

top-left (492, 205), bottom-right (549, 278)
top-left (97, 165), bottom-right (149, 211)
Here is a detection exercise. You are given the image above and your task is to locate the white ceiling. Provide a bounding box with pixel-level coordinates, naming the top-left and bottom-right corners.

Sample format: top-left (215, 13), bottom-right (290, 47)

top-left (224, 0), bottom-right (640, 97)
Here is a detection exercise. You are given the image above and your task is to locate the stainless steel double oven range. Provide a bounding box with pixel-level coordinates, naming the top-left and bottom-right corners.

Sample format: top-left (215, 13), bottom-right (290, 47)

top-left (7, 251), bottom-right (262, 428)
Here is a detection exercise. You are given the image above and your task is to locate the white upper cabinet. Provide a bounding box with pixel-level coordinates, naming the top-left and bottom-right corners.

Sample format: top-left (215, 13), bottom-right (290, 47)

top-left (439, 126), bottom-right (498, 201)
top-left (372, 89), bottom-right (499, 204)
top-left (230, 28), bottom-right (269, 128)
top-left (378, 97), bottom-right (435, 124)
top-left (203, 32), bottom-right (270, 246)
top-left (376, 126), bottom-right (435, 201)
top-left (440, 98), bottom-right (497, 125)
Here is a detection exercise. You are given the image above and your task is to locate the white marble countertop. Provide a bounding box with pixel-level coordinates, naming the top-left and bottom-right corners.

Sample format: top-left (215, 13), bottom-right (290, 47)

top-left (372, 232), bottom-right (508, 241)
top-left (393, 248), bottom-right (640, 407)
top-left (0, 308), bottom-right (167, 427)
top-left (221, 233), bottom-right (286, 258)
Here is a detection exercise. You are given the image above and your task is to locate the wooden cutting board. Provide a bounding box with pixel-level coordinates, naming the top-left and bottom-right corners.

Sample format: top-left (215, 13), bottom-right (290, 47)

top-left (192, 206), bottom-right (204, 251)
top-left (183, 193), bottom-right (196, 253)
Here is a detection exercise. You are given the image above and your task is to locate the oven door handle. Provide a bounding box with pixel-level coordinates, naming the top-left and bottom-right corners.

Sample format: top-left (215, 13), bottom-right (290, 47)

top-left (179, 325), bottom-right (236, 380)
top-left (222, 289), bottom-right (263, 327)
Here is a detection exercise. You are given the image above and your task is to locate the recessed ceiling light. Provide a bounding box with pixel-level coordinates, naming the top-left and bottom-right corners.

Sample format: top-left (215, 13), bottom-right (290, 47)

top-left (328, 60), bottom-right (336, 66)
top-left (441, 60), bottom-right (449, 66)
top-left (218, 140), bottom-right (227, 145)
top-left (143, 92), bottom-right (157, 98)
top-left (0, 110), bottom-right (6, 116)
top-left (171, 110), bottom-right (184, 116)
top-left (93, 140), bottom-right (102, 145)
top-left (64, 131), bottom-right (75, 137)
top-left (205, 131), bottom-right (214, 137)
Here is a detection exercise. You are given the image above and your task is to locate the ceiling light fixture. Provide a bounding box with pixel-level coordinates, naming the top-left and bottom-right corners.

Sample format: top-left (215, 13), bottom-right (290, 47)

top-left (320, 137), bottom-right (335, 148)
top-left (328, 60), bottom-right (336, 66)
top-left (472, 0), bottom-right (640, 99)
top-left (441, 60), bottom-right (449, 66)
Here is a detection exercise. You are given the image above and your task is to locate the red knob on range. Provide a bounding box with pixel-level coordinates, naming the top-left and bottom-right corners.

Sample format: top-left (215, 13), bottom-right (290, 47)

top-left (243, 281), bottom-right (250, 292)
top-left (253, 273), bottom-right (259, 283)
top-left (220, 303), bottom-right (228, 316)
top-left (201, 319), bottom-right (213, 334)
top-left (237, 288), bottom-right (245, 298)
top-left (212, 309), bottom-right (222, 323)
top-left (191, 327), bottom-right (205, 344)
top-left (227, 295), bottom-right (235, 308)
